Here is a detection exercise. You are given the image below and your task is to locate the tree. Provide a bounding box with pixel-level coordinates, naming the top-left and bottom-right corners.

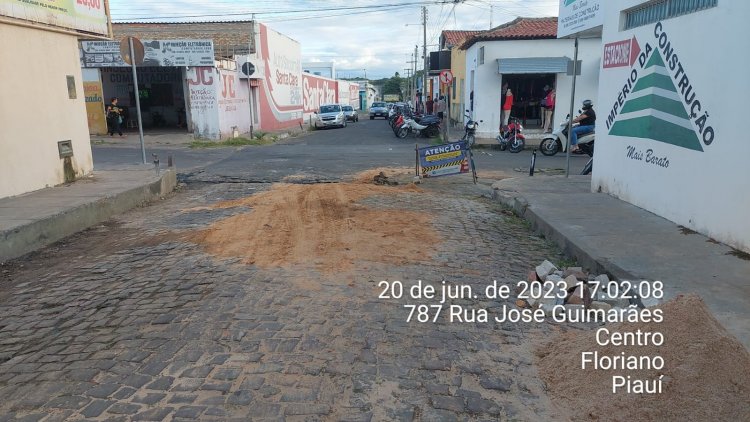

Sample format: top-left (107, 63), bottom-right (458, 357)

top-left (382, 72), bottom-right (404, 99)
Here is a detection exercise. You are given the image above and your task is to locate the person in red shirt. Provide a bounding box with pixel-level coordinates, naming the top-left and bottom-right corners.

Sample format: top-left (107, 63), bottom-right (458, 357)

top-left (502, 88), bottom-right (513, 127)
top-left (543, 87), bottom-right (556, 133)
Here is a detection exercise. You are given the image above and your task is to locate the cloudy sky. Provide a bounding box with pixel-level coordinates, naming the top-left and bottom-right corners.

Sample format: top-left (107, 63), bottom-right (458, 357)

top-left (109, 0), bottom-right (559, 80)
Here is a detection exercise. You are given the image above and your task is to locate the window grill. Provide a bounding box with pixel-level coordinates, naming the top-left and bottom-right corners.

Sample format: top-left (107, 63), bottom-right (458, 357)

top-left (624, 0), bottom-right (717, 30)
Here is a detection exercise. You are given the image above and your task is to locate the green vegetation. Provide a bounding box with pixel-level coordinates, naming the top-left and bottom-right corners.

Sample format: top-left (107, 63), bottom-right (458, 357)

top-left (189, 134), bottom-right (277, 149)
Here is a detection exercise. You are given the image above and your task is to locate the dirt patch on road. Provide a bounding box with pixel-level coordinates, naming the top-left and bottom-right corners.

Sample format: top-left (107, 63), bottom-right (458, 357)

top-left (537, 294), bottom-right (750, 421)
top-left (185, 180), bottom-right (437, 273)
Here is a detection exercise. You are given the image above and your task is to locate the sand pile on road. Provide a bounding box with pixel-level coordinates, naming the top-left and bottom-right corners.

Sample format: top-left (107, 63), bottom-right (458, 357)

top-left (185, 181), bottom-right (437, 273)
top-left (537, 294), bottom-right (750, 421)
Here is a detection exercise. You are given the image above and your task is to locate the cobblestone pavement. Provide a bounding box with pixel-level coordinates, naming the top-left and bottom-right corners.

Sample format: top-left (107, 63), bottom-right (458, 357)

top-left (0, 179), bottom-right (565, 421)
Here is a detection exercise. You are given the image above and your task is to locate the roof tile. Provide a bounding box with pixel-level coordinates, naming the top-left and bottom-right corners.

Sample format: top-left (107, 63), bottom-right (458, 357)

top-left (460, 17), bottom-right (558, 49)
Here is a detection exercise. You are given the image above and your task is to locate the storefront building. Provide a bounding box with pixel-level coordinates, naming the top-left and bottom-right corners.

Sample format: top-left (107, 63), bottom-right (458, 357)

top-left (460, 17), bottom-right (600, 138)
top-left (592, 0), bottom-right (748, 252)
top-left (1, 0), bottom-right (109, 198)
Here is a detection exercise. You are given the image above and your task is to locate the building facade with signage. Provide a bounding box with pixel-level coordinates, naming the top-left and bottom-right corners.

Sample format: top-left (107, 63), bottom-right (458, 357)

top-left (0, 0), bottom-right (109, 199)
top-left (80, 21), bottom-right (313, 139)
top-left (460, 17), bottom-right (601, 138)
top-left (592, 0), bottom-right (749, 252)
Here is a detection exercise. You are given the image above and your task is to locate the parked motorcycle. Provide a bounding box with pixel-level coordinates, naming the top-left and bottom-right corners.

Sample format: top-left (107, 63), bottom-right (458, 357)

top-left (396, 116), bottom-right (440, 138)
top-left (496, 117), bottom-right (525, 153)
top-left (462, 110), bottom-right (482, 147)
top-left (539, 114), bottom-right (596, 156)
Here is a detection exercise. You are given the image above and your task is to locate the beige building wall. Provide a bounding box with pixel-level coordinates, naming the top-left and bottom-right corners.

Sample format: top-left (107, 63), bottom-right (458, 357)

top-left (449, 47), bottom-right (468, 124)
top-left (0, 23), bottom-right (93, 199)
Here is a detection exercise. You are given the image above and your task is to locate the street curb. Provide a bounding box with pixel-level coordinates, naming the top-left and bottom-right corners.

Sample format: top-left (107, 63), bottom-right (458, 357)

top-left (491, 183), bottom-right (640, 282)
top-left (0, 169), bottom-right (177, 263)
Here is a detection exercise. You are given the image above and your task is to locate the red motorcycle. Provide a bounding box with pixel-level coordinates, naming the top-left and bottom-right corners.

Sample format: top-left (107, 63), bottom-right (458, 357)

top-left (496, 117), bottom-right (525, 153)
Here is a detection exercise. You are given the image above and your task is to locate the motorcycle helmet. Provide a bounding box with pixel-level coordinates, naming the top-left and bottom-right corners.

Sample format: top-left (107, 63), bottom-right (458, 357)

top-left (582, 99), bottom-right (593, 110)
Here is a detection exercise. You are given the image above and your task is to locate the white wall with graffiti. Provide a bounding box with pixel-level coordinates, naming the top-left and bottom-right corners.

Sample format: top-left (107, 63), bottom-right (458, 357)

top-left (593, 1), bottom-right (750, 252)
top-left (187, 67), bottom-right (252, 139)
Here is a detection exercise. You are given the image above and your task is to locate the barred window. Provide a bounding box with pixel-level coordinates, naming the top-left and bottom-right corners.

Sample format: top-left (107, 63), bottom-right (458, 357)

top-left (624, 0), bottom-right (717, 30)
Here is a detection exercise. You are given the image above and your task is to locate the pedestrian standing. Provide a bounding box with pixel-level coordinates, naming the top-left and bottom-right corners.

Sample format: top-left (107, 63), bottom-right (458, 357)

top-left (426, 97), bottom-right (434, 114)
top-left (436, 96), bottom-right (446, 120)
top-left (106, 97), bottom-right (123, 137)
top-left (502, 88), bottom-right (513, 127)
top-left (543, 87), bottom-right (556, 133)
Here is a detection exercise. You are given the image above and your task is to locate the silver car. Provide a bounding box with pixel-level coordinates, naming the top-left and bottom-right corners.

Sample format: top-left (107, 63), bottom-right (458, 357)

top-left (314, 104), bottom-right (347, 129)
top-left (342, 105), bottom-right (359, 122)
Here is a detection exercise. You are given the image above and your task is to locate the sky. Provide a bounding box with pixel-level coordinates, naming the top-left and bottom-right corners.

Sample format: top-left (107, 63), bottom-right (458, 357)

top-left (108, 0), bottom-right (560, 80)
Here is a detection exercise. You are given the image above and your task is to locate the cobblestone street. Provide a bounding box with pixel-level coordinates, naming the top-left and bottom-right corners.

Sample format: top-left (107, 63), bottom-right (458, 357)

top-left (0, 176), bottom-right (565, 421)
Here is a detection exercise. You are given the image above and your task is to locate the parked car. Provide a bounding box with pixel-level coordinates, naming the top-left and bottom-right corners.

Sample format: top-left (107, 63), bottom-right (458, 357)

top-left (314, 104), bottom-right (347, 129)
top-left (370, 102), bottom-right (388, 119)
top-left (342, 105), bottom-right (358, 122)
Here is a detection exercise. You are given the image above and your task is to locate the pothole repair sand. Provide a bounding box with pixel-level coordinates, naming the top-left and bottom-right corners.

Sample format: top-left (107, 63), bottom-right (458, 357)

top-left (537, 294), bottom-right (750, 421)
top-left (185, 172), bottom-right (437, 273)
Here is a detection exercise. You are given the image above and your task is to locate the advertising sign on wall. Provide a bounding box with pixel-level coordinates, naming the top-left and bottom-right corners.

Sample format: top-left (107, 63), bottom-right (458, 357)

top-left (217, 68), bottom-right (251, 135)
top-left (0, 0), bottom-right (108, 36)
top-left (557, 0), bottom-right (603, 38)
top-left (187, 67), bottom-right (220, 139)
top-left (255, 23), bottom-right (303, 130)
top-left (81, 40), bottom-right (215, 67)
top-left (83, 80), bottom-right (107, 135)
top-left (303, 74), bottom-right (337, 113)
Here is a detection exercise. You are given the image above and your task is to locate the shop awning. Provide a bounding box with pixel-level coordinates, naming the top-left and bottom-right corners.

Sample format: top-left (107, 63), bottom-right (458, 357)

top-left (497, 57), bottom-right (572, 74)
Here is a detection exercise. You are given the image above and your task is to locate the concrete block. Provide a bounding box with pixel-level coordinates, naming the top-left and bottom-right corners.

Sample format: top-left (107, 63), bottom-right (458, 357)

top-left (536, 260), bottom-right (558, 280)
top-left (590, 301), bottom-right (612, 311)
top-left (562, 275), bottom-right (579, 291)
top-left (563, 266), bottom-right (587, 280)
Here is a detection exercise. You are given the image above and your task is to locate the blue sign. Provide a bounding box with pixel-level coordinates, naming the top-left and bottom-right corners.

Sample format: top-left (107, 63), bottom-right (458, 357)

top-left (418, 141), bottom-right (470, 177)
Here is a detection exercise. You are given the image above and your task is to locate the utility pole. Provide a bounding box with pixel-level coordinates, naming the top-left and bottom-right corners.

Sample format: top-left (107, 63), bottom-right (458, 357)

top-left (407, 51), bottom-right (417, 107)
top-left (422, 6), bottom-right (428, 106)
top-left (404, 68), bottom-right (412, 102)
top-left (413, 45), bottom-right (418, 105)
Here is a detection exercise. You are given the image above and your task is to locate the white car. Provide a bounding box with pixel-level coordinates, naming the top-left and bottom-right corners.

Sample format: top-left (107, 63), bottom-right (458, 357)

top-left (314, 104), bottom-right (347, 129)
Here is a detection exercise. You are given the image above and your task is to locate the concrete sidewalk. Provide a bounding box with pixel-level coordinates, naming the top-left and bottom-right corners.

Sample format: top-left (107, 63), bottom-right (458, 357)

top-left (0, 167), bottom-right (176, 263)
top-left (492, 175), bottom-right (750, 348)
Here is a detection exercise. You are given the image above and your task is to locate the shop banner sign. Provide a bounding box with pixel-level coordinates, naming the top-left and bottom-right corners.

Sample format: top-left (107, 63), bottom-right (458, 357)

top-left (557, 0), bottom-right (603, 38)
top-left (418, 141), bottom-right (470, 178)
top-left (83, 80), bottom-right (107, 135)
top-left (81, 39), bottom-right (215, 67)
top-left (0, 0), bottom-right (108, 35)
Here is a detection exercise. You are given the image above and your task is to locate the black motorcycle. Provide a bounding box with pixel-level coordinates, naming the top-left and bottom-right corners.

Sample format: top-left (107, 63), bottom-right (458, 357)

top-left (462, 110), bottom-right (481, 147)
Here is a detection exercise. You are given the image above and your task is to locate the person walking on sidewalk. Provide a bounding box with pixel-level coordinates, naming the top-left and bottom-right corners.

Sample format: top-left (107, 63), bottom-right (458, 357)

top-left (436, 95), bottom-right (446, 120)
top-left (543, 87), bottom-right (556, 133)
top-left (502, 88), bottom-right (514, 127)
top-left (426, 96), bottom-right (434, 115)
top-left (570, 99), bottom-right (596, 153)
top-left (106, 97), bottom-right (124, 137)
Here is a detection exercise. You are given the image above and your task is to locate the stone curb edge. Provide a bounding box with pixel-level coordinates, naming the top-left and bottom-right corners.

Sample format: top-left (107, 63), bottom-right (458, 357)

top-left (491, 185), bottom-right (643, 283)
top-left (0, 169), bottom-right (177, 263)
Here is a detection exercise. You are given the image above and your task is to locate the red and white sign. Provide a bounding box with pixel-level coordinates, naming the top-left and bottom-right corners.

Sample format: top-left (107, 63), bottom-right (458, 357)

top-left (302, 74), bottom-right (337, 113)
top-left (603, 37), bottom-right (641, 69)
top-left (439, 70), bottom-right (453, 85)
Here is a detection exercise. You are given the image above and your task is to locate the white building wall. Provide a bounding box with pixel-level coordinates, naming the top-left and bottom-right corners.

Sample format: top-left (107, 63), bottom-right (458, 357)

top-left (593, 1), bottom-right (750, 252)
top-left (0, 24), bottom-right (93, 199)
top-left (464, 38), bottom-right (601, 138)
